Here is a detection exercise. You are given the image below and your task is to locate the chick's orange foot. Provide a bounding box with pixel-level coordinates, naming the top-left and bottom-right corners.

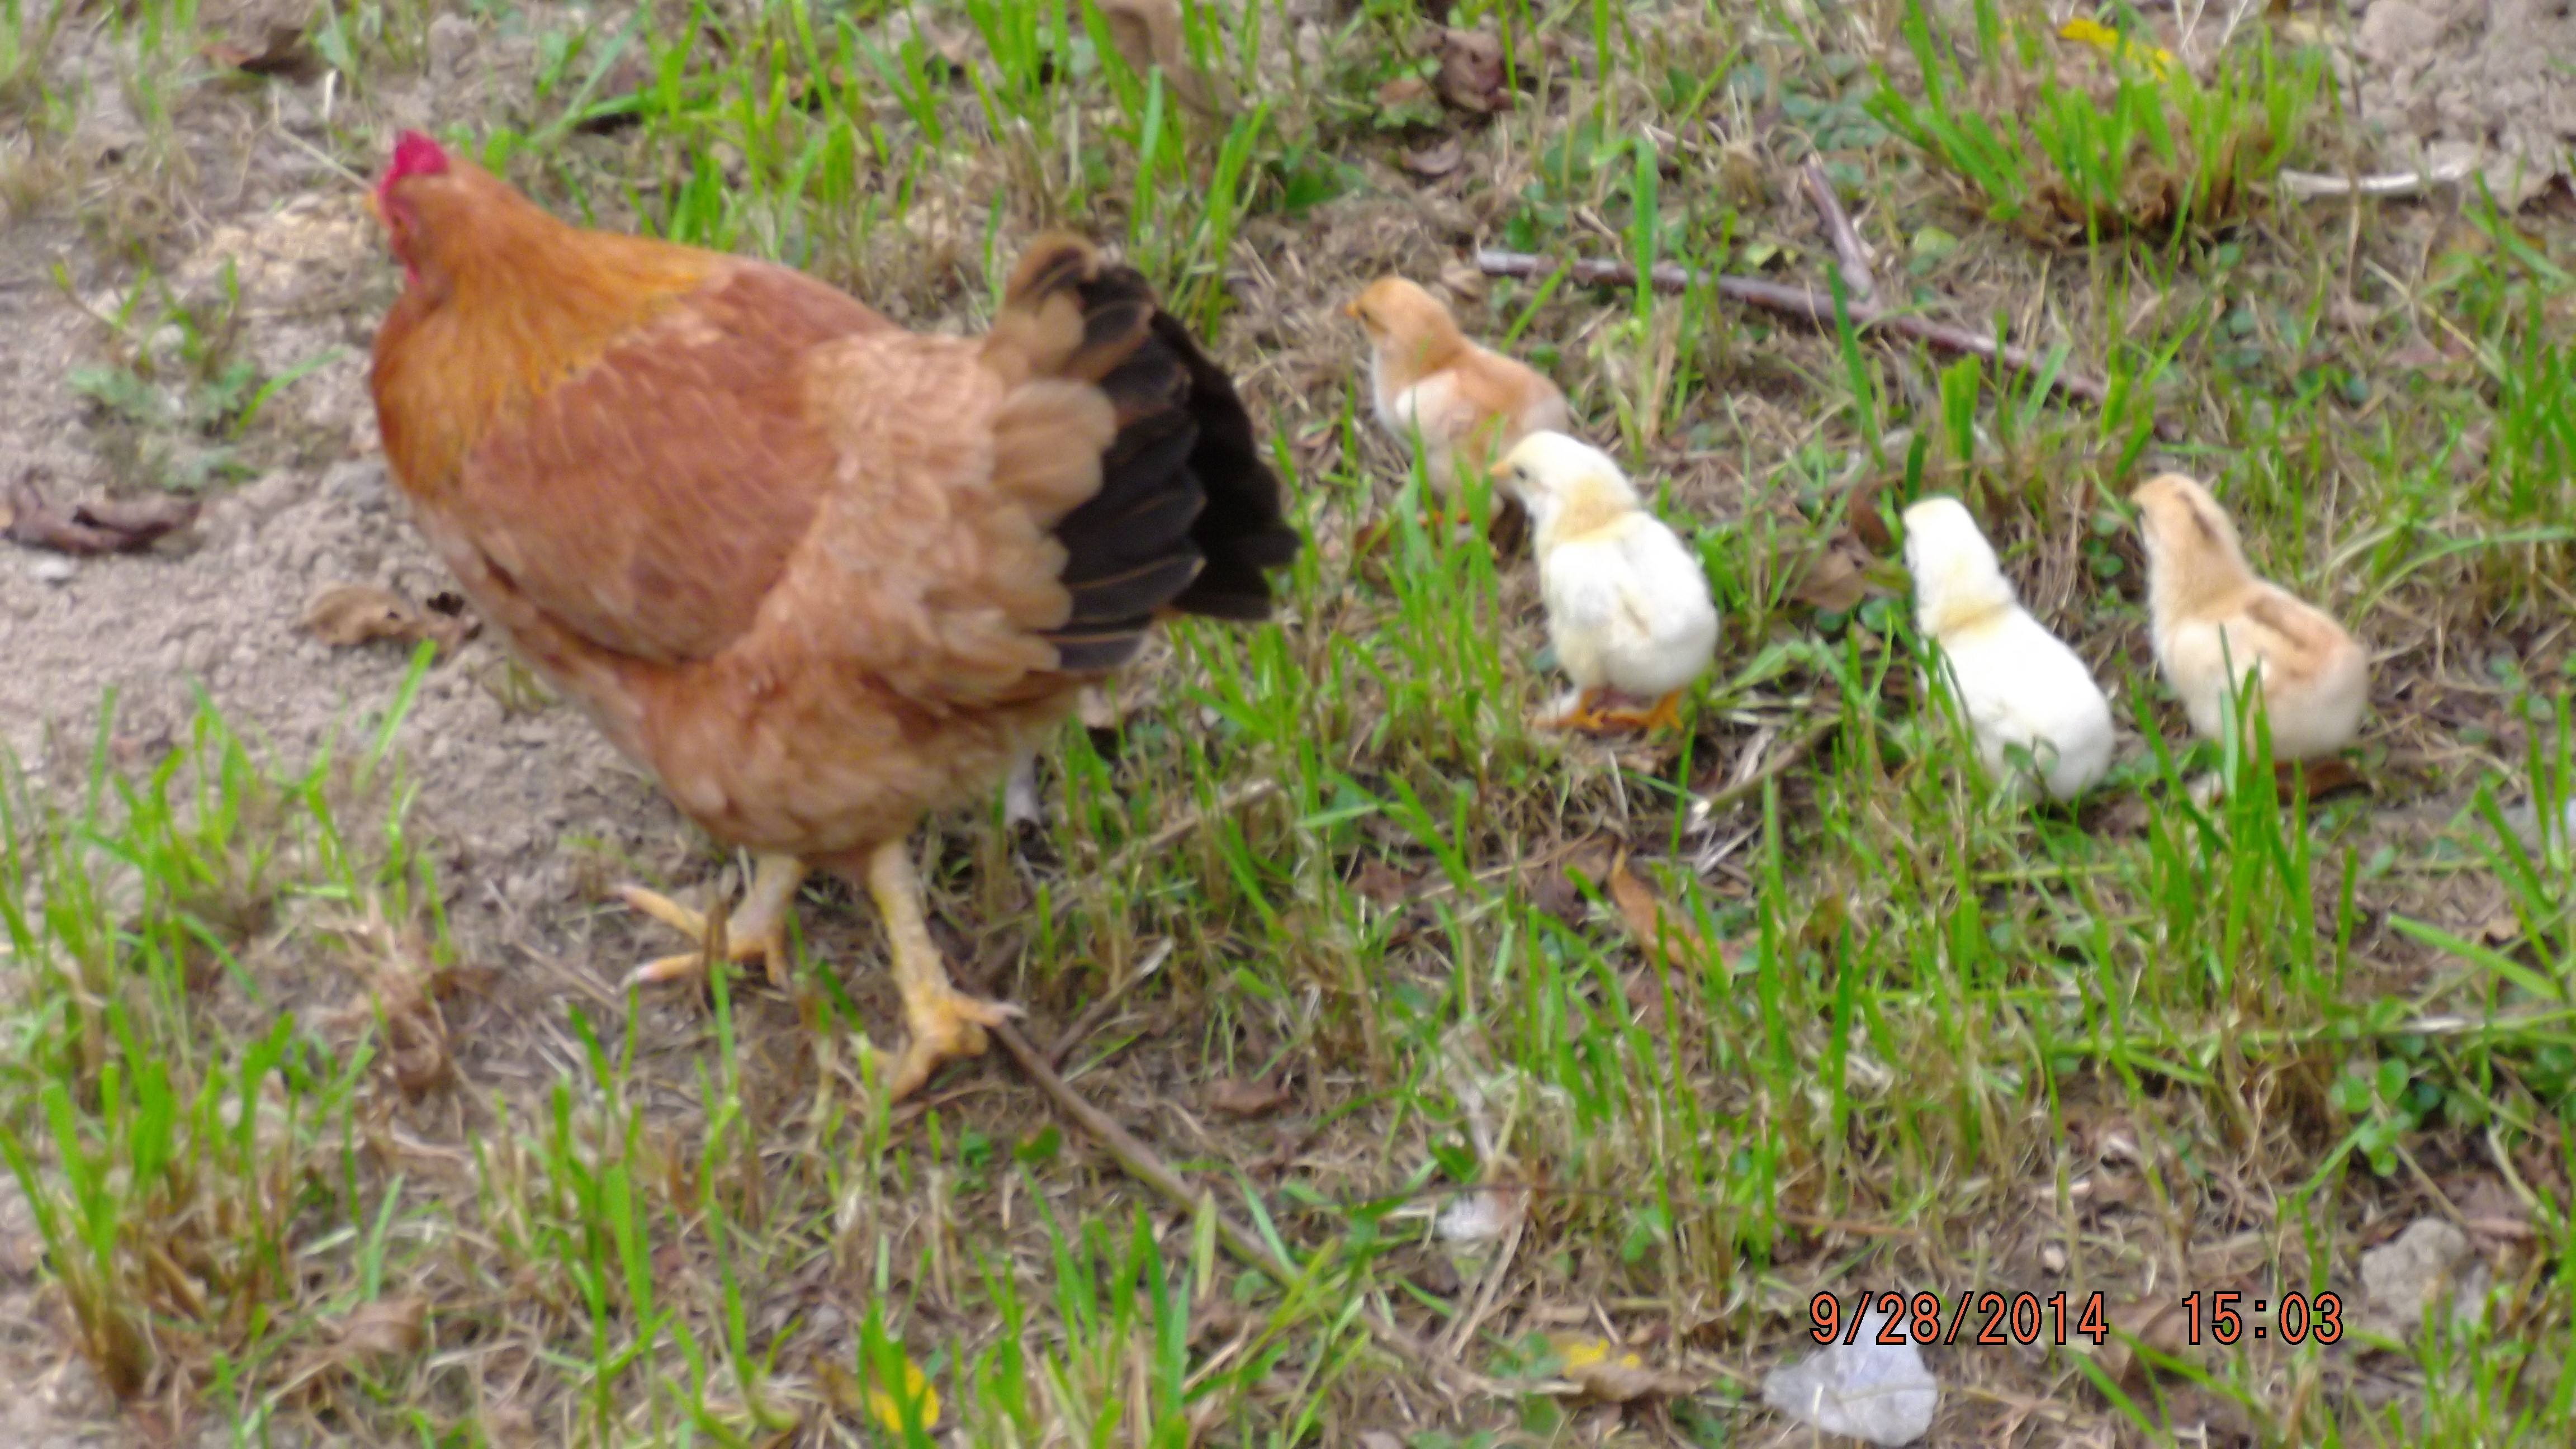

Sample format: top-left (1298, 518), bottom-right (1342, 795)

top-left (1537, 687), bottom-right (1685, 736)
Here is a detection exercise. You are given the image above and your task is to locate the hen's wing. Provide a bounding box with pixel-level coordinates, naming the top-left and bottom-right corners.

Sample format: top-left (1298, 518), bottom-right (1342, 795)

top-left (433, 240), bottom-right (1292, 695)
top-left (436, 262), bottom-right (887, 666)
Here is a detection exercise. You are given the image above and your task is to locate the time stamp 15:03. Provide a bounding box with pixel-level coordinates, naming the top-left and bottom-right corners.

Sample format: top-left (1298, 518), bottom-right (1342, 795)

top-left (1811, 1290), bottom-right (2348, 1348)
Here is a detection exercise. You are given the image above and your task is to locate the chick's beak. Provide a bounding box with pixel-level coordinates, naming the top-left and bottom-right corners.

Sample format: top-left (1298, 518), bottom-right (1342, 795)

top-left (1342, 300), bottom-right (1362, 320)
top-left (1488, 458), bottom-right (1514, 482)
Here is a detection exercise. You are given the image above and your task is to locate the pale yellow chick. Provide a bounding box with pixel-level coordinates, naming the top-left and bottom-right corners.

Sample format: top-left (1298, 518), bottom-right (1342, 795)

top-left (1901, 496), bottom-right (2114, 801)
top-left (1346, 277), bottom-right (1570, 508)
top-left (1494, 432), bottom-right (1718, 733)
top-left (2133, 473), bottom-right (2367, 761)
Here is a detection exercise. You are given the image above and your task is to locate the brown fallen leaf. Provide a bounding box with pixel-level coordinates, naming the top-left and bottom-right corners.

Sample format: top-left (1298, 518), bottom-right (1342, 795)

top-left (279, 1293), bottom-right (428, 1396)
top-left (1375, 75), bottom-right (1432, 111)
top-left (1401, 138), bottom-right (1464, 178)
top-left (205, 22), bottom-right (321, 82)
top-left (3, 473), bottom-right (200, 555)
top-left (301, 583), bottom-right (480, 656)
top-left (323, 913), bottom-right (458, 1097)
top-left (1434, 27), bottom-right (1508, 112)
top-left (1542, 1332), bottom-right (1703, 1403)
top-left (1087, 0), bottom-right (1231, 118)
top-left (2095, 1296), bottom-right (2194, 1387)
top-left (1351, 858), bottom-right (1420, 907)
top-left (333, 1295), bottom-right (429, 1358)
top-left (1604, 851), bottom-right (1708, 970)
top-left (1787, 532), bottom-right (1892, 614)
top-left (1206, 1074), bottom-right (1294, 1118)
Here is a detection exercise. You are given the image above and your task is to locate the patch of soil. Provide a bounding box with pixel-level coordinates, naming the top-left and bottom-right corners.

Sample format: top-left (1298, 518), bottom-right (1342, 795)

top-left (2347, 0), bottom-right (2576, 206)
top-left (0, 1177), bottom-right (127, 1449)
top-left (0, 195), bottom-right (687, 974)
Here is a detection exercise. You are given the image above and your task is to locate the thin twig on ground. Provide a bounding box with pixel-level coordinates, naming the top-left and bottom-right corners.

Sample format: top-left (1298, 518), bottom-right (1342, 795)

top-left (1048, 779), bottom-right (1282, 923)
top-left (1045, 936), bottom-right (1173, 1072)
top-left (1472, 250), bottom-right (2110, 407)
top-left (1689, 717), bottom-right (1840, 822)
top-left (1803, 159), bottom-right (1878, 309)
top-left (984, 1016), bottom-right (1498, 1397)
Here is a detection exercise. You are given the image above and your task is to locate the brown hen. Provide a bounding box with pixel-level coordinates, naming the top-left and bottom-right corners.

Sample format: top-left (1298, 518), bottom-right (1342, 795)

top-left (367, 133), bottom-right (1298, 1100)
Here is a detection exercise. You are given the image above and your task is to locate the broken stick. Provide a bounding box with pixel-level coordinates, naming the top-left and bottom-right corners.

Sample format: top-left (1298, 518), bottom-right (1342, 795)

top-left (1803, 159), bottom-right (1878, 309)
top-left (1472, 250), bottom-right (2109, 408)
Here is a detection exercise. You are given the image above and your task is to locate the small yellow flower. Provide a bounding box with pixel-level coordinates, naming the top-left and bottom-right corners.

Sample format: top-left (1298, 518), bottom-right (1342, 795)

top-left (2057, 17), bottom-right (2176, 81)
top-left (865, 1351), bottom-right (941, 1434)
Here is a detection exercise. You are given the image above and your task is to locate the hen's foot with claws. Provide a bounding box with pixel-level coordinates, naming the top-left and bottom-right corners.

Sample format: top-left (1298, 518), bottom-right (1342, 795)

top-left (618, 853), bottom-right (809, 989)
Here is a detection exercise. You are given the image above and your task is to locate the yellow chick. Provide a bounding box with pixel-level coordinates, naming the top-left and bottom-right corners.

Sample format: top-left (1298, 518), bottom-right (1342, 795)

top-left (1346, 277), bottom-right (1570, 510)
top-left (1493, 432), bottom-right (1717, 733)
top-left (2132, 473), bottom-right (2368, 761)
top-left (1900, 496), bottom-right (2115, 801)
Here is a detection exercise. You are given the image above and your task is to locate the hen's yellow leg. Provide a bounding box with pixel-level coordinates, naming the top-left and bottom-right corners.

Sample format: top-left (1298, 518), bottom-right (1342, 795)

top-left (866, 840), bottom-right (1019, 1102)
top-left (619, 853), bottom-right (808, 988)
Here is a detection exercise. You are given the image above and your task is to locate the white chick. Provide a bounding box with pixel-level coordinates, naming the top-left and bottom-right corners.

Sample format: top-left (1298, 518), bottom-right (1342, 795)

top-left (1492, 432), bottom-right (1718, 733)
top-left (2133, 472), bottom-right (2367, 761)
top-left (1900, 496), bottom-right (2114, 801)
top-left (1347, 276), bottom-right (1570, 507)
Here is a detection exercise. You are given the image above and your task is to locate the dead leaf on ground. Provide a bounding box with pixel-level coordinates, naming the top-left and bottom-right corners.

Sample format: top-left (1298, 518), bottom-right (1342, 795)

top-left (1542, 1332), bottom-right (1702, 1403)
top-left (1434, 27), bottom-right (1509, 112)
top-left (2095, 1297), bottom-right (2195, 1386)
top-left (333, 1296), bottom-right (429, 1358)
top-left (1375, 75), bottom-right (1431, 110)
top-left (1206, 1074), bottom-right (1294, 1118)
top-left (1402, 138), bottom-right (1464, 178)
top-left (1350, 858), bottom-right (1420, 907)
top-left (2445, 1173), bottom-right (2532, 1247)
top-left (323, 914), bottom-right (457, 1097)
top-left (302, 583), bottom-right (480, 656)
top-left (1090, 0), bottom-right (1230, 117)
top-left (3, 473), bottom-right (200, 554)
top-left (1788, 531), bottom-right (1892, 613)
top-left (280, 1294), bottom-right (428, 1394)
top-left (1604, 851), bottom-right (1709, 970)
top-left (205, 23), bottom-right (321, 81)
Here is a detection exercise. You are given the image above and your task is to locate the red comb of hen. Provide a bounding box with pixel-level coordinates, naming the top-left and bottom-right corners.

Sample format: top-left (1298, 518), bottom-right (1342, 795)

top-left (388, 131), bottom-right (450, 182)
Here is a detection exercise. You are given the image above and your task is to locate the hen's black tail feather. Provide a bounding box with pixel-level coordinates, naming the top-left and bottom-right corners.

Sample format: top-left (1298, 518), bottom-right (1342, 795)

top-left (1019, 247), bottom-right (1300, 673)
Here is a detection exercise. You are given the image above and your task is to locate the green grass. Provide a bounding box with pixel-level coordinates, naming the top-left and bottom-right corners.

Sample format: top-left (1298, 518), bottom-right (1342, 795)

top-left (5, 0), bottom-right (2576, 1443)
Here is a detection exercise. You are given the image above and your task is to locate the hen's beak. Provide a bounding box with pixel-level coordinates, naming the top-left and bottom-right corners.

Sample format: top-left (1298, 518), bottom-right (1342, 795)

top-left (361, 190), bottom-right (382, 225)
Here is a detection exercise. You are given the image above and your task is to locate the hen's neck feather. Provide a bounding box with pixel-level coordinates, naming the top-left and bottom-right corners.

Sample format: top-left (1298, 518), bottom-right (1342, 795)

top-left (372, 182), bottom-right (719, 498)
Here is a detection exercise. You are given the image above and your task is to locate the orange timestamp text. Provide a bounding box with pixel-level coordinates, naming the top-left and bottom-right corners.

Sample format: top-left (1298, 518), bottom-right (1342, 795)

top-left (1809, 1290), bottom-right (2347, 1347)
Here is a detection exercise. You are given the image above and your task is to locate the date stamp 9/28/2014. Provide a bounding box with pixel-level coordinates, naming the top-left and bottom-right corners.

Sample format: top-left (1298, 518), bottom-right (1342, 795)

top-left (1810, 1290), bottom-right (2348, 1348)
